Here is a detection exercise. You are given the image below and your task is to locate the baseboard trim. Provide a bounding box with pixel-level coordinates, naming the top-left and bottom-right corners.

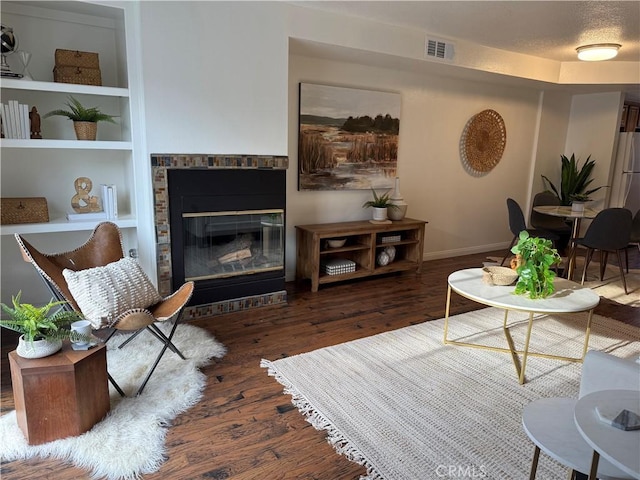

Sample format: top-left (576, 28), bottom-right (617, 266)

top-left (421, 242), bottom-right (510, 261)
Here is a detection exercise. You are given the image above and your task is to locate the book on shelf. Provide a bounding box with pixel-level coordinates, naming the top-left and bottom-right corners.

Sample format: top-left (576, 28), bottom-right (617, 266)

top-left (66, 211), bottom-right (108, 222)
top-left (100, 184), bottom-right (118, 220)
top-left (1, 100), bottom-right (30, 139)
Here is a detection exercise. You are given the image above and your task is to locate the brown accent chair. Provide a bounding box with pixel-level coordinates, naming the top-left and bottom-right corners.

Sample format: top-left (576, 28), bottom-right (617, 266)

top-left (15, 222), bottom-right (194, 396)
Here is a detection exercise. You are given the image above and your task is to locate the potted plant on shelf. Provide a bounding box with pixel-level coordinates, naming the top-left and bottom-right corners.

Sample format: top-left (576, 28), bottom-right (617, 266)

top-left (0, 292), bottom-right (89, 358)
top-left (510, 231), bottom-right (562, 299)
top-left (541, 153), bottom-right (607, 206)
top-left (43, 95), bottom-right (118, 141)
top-left (362, 188), bottom-right (398, 221)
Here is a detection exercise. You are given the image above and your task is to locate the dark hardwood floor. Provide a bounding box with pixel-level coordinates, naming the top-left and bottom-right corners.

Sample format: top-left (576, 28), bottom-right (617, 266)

top-left (1, 249), bottom-right (638, 480)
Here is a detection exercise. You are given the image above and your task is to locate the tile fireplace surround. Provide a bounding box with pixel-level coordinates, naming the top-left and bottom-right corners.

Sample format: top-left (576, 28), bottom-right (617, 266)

top-left (151, 154), bottom-right (289, 320)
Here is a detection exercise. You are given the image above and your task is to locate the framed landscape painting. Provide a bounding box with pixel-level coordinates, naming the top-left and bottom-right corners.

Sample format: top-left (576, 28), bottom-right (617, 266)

top-left (298, 83), bottom-right (401, 191)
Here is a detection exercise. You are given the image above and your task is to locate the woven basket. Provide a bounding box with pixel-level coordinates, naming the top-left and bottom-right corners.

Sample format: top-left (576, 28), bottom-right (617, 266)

top-left (461, 109), bottom-right (507, 174)
top-left (55, 49), bottom-right (100, 68)
top-left (53, 66), bottom-right (102, 86)
top-left (482, 266), bottom-right (518, 286)
top-left (74, 121), bottom-right (98, 141)
top-left (1, 197), bottom-right (49, 225)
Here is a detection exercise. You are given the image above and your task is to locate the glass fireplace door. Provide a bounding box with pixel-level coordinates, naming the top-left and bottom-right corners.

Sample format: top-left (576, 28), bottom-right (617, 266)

top-left (182, 209), bottom-right (284, 281)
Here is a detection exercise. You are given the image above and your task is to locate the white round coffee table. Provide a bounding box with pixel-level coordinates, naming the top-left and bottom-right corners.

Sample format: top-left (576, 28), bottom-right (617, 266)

top-left (443, 268), bottom-right (600, 384)
top-left (574, 389), bottom-right (640, 479)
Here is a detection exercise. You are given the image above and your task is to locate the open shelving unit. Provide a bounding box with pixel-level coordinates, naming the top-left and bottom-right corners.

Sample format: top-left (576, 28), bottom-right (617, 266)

top-left (0, 1), bottom-right (138, 236)
top-left (295, 218), bottom-right (427, 292)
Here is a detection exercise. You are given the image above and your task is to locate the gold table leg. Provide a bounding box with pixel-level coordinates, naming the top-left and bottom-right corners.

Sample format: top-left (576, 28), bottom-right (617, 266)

top-left (443, 288), bottom-right (594, 384)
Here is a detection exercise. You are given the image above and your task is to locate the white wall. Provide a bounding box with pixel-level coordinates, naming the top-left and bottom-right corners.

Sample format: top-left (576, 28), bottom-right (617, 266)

top-left (286, 54), bottom-right (542, 278)
top-left (133, 1), bottom-right (625, 284)
top-left (564, 92), bottom-right (624, 210)
top-left (529, 90), bottom-right (573, 203)
top-left (139, 1), bottom-right (289, 155)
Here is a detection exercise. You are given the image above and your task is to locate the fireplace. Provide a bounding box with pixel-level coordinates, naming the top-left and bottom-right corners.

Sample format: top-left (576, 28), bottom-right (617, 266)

top-left (151, 154), bottom-right (289, 319)
top-left (168, 168), bottom-right (285, 306)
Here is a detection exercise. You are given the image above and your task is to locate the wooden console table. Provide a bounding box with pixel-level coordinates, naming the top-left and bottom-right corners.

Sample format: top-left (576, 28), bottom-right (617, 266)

top-left (296, 218), bottom-right (427, 292)
top-left (9, 342), bottom-right (110, 445)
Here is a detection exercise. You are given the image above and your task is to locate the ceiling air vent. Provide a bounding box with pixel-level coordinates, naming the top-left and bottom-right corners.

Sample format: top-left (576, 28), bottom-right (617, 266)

top-left (425, 37), bottom-right (454, 61)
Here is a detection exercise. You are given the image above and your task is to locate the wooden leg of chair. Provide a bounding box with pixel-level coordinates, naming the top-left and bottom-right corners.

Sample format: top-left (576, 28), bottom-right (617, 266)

top-left (616, 249), bottom-right (629, 294)
top-left (626, 247), bottom-right (630, 274)
top-left (599, 250), bottom-right (608, 280)
top-left (529, 445), bottom-right (540, 480)
top-left (581, 249), bottom-right (593, 285)
top-left (501, 236), bottom-right (517, 266)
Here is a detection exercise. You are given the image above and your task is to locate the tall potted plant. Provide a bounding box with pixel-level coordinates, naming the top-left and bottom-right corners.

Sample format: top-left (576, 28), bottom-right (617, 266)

top-left (0, 292), bottom-right (89, 358)
top-left (541, 153), bottom-right (606, 206)
top-left (44, 95), bottom-right (118, 141)
top-left (510, 231), bottom-right (562, 299)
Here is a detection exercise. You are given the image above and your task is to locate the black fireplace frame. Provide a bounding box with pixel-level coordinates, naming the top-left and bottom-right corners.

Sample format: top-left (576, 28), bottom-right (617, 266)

top-left (168, 168), bottom-right (286, 307)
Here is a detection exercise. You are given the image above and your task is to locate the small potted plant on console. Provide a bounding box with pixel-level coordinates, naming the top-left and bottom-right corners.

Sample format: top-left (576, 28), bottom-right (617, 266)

top-left (362, 188), bottom-right (398, 221)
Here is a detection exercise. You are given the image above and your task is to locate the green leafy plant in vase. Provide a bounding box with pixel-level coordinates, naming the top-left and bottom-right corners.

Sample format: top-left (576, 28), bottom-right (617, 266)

top-left (0, 292), bottom-right (90, 358)
top-left (510, 231), bottom-right (562, 299)
top-left (43, 95), bottom-right (118, 141)
top-left (541, 153), bottom-right (606, 206)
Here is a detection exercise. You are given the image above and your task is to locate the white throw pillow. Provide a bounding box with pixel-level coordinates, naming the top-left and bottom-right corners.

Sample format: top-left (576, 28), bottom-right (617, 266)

top-left (63, 257), bottom-right (163, 328)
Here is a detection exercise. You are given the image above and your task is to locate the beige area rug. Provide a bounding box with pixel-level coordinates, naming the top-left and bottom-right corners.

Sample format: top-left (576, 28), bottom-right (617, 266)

top-left (0, 323), bottom-right (226, 480)
top-left (262, 308), bottom-right (640, 480)
top-left (486, 256), bottom-right (640, 307)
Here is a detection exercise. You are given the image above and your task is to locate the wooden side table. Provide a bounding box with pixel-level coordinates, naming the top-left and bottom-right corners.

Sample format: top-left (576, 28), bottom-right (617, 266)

top-left (9, 342), bottom-right (110, 445)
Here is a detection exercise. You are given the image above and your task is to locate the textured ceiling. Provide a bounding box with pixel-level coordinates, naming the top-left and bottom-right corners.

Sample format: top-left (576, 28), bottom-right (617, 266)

top-left (294, 1), bottom-right (640, 63)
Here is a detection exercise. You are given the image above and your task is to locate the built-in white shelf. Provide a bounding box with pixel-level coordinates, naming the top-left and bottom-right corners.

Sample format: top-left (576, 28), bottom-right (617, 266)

top-left (1, 139), bottom-right (133, 150)
top-left (0, 215), bottom-right (137, 236)
top-left (0, 79), bottom-right (129, 97)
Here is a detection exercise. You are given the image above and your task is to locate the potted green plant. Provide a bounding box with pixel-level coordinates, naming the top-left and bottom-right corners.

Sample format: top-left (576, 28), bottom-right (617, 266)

top-left (43, 95), bottom-right (118, 141)
top-left (510, 231), bottom-right (562, 299)
top-left (362, 188), bottom-right (398, 221)
top-left (569, 193), bottom-right (591, 213)
top-left (0, 292), bottom-right (89, 358)
top-left (541, 153), bottom-right (607, 206)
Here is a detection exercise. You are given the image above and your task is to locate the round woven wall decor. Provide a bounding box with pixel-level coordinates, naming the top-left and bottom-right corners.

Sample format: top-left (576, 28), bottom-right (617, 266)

top-left (460, 109), bottom-right (506, 176)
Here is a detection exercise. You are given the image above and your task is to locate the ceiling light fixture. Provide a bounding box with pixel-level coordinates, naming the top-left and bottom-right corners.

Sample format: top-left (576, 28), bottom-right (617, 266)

top-left (576, 43), bottom-right (621, 61)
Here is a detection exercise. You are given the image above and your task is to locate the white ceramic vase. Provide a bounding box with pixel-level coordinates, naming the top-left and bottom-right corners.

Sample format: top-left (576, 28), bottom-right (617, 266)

top-left (16, 335), bottom-right (63, 359)
top-left (571, 201), bottom-right (586, 214)
top-left (388, 177), bottom-right (408, 221)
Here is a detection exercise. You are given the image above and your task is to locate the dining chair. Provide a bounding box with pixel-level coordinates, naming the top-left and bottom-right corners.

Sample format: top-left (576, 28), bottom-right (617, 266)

top-left (15, 222), bottom-right (194, 396)
top-left (624, 209), bottom-right (640, 273)
top-left (574, 208), bottom-right (633, 294)
top-left (522, 350), bottom-right (640, 480)
top-left (501, 198), bottom-right (560, 266)
top-left (530, 191), bottom-right (572, 240)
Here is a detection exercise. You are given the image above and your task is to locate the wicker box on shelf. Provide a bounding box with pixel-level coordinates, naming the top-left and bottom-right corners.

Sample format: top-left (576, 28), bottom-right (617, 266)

top-left (53, 49), bottom-right (102, 86)
top-left (0, 197), bottom-right (49, 225)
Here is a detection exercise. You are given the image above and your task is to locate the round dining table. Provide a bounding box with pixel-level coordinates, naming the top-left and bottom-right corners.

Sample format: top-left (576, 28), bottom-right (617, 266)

top-left (532, 205), bottom-right (599, 280)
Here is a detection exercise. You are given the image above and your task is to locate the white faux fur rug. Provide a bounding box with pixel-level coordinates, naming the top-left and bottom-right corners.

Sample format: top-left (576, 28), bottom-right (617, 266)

top-left (0, 323), bottom-right (226, 479)
top-left (262, 308), bottom-right (640, 480)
